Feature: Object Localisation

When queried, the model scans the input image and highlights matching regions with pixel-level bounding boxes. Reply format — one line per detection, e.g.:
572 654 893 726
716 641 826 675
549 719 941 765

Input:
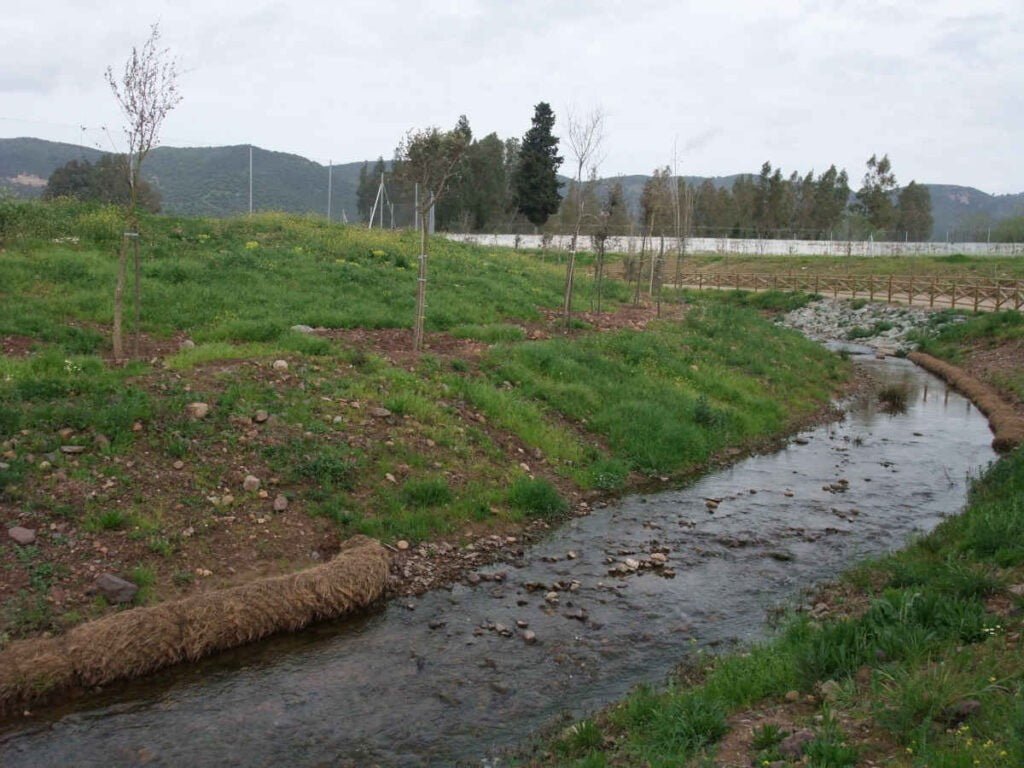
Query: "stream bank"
0 354 997 767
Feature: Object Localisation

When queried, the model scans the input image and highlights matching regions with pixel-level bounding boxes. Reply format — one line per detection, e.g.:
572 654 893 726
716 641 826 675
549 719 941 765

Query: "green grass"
914 311 1024 364
532 447 1024 767
475 302 846 477
0 200 628 354
507 478 567 518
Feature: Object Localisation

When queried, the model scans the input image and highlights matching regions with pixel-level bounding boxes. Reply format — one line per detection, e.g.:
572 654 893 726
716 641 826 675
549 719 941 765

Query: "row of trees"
355 104 565 233
357 104 934 242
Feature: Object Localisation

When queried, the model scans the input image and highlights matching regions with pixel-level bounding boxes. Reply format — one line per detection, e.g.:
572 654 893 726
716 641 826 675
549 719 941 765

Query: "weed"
878 383 910 413
84 509 130 532
400 477 453 508
507 478 567 518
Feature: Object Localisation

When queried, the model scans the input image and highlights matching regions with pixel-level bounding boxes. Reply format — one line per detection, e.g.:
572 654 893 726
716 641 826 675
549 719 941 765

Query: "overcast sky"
2 0 1022 193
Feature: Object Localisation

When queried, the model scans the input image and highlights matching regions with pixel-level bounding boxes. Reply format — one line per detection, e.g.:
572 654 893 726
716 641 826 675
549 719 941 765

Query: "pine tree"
515 102 563 227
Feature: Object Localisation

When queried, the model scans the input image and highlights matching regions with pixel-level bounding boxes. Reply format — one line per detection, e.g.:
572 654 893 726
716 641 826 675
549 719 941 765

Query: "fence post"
951 280 956 308
869 275 875 302
973 284 980 312
887 275 893 304
930 278 936 308
908 277 913 306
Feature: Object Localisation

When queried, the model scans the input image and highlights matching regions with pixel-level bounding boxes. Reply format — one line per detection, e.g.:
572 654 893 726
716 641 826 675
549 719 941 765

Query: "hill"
2 137 1022 239
0 137 364 221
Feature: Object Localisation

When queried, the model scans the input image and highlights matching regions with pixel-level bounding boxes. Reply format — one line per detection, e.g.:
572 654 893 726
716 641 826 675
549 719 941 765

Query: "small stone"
270 494 288 512
545 591 559 604
624 558 640 571
784 690 801 703
38 460 51 471
650 552 668 565
778 729 815 759
195 568 213 577
253 410 269 424
242 475 261 492
385 473 397 484
186 402 210 419
522 629 537 644
370 407 392 418
566 550 578 560
94 434 111 449
272 359 289 371
8 526 36 545
172 460 185 470
132 421 144 433
220 494 235 506
819 678 842 702
58 427 75 440
291 324 314 334
428 619 446 630
396 540 410 551
516 619 529 628
95 573 138 604
942 699 982 725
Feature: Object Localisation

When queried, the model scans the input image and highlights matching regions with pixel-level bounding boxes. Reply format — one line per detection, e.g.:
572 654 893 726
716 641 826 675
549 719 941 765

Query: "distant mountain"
926 184 1024 240
0 137 364 221
2 137 1022 239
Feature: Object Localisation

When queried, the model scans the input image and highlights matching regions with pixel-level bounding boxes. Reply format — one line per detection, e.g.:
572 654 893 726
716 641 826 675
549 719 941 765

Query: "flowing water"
0 356 998 767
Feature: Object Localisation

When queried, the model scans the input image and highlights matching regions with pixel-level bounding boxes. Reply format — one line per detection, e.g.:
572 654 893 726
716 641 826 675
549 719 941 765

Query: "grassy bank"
912 311 1024 405
1 200 845 650
683 254 1024 280
531 435 1024 764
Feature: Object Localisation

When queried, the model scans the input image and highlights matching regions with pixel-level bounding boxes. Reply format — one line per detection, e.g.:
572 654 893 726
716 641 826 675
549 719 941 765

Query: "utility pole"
248 145 253 216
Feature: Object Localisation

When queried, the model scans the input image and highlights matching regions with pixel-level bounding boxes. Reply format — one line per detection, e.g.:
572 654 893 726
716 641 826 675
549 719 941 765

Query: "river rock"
8 526 36 545
243 475 261 492
60 444 85 455
522 629 537 644
272 359 289 371
179 339 196 350
186 402 210 419
291 324 315 334
95 573 138 604
254 409 269 423
370 407 392 418
272 494 289 512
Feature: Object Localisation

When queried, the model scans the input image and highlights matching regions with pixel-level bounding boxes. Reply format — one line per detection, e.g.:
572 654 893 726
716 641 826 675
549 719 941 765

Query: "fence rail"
633 270 1024 311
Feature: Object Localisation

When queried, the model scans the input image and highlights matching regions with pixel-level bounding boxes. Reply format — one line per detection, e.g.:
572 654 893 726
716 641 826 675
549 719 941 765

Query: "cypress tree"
515 102 563 226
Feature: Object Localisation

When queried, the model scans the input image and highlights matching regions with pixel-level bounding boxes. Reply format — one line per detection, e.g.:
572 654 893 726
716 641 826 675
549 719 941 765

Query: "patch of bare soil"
1 336 34 357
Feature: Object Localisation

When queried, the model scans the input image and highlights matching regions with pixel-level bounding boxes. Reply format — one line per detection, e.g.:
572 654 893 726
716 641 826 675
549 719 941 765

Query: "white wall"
445 233 1024 257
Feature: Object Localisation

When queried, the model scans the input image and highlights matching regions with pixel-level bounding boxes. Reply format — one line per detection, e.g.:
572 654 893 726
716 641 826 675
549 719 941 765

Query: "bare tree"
105 23 181 360
395 119 472 352
562 107 604 330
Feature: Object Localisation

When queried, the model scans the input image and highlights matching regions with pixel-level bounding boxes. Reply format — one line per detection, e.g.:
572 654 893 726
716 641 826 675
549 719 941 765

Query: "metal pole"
379 173 385 230
248 146 253 215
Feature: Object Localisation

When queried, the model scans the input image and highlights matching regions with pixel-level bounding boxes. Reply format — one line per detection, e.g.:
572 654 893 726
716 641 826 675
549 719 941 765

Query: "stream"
0 355 998 767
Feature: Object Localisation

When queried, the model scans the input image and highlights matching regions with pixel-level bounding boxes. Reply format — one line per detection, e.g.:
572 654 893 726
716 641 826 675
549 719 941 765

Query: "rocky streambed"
781 298 966 353
0 354 997 767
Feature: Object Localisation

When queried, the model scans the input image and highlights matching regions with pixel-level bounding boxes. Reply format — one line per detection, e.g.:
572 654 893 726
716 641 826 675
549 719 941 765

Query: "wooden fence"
605 263 1024 312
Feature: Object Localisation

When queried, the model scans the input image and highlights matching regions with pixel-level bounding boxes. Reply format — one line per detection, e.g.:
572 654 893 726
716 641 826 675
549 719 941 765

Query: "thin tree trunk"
132 234 141 356
413 211 428 353
113 236 127 360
